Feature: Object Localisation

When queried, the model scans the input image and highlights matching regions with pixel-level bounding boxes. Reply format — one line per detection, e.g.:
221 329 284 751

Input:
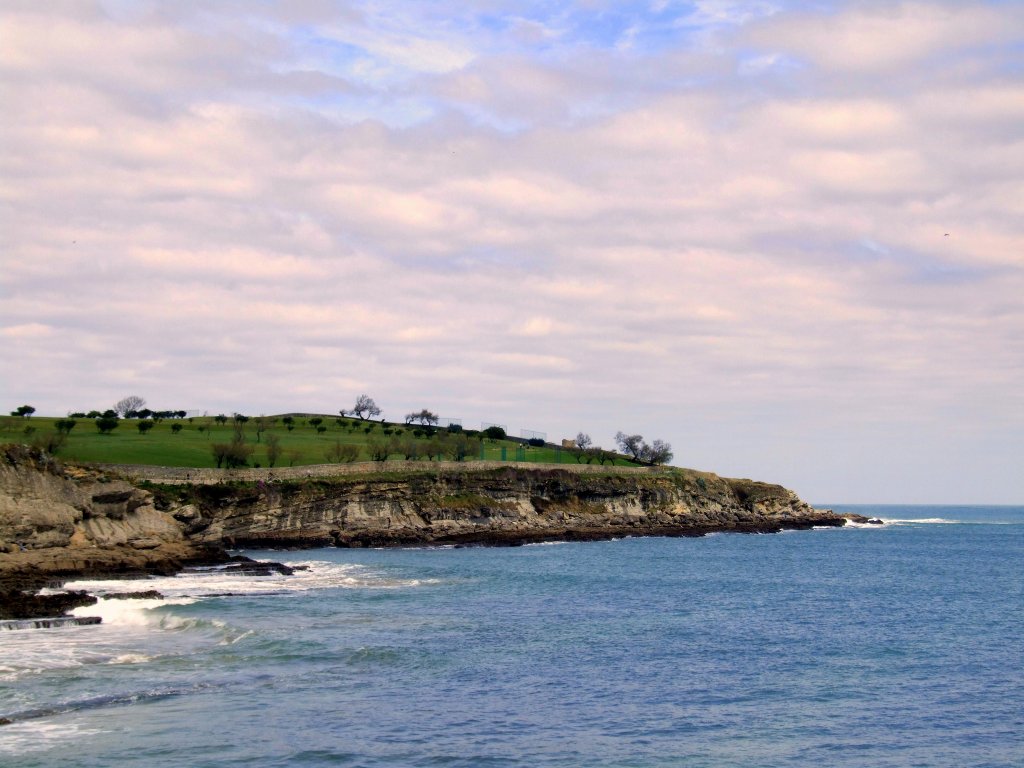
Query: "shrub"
96 417 119 434
32 431 66 454
55 419 77 434
137 420 155 435
171 423 183 434
527 437 545 447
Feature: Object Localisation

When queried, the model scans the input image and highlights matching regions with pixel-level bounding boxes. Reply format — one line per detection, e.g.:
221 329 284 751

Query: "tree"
325 439 359 463
211 429 253 468
445 433 479 462
349 394 381 421
137 420 154 435
309 417 323 429
569 432 593 463
33 430 66 454
405 409 439 426
265 433 282 467
367 438 390 462
399 435 423 461
614 432 645 461
615 431 673 466
114 396 145 418
11 405 35 418
639 439 673 466
55 419 77 434
214 414 228 425
483 425 506 440
171 423 183 434
95 416 119 434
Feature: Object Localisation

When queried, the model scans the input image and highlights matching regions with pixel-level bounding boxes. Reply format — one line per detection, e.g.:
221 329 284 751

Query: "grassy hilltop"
0 414 637 470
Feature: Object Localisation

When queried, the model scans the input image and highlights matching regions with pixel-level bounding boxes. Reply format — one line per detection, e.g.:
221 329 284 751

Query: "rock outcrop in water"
1 443 842 616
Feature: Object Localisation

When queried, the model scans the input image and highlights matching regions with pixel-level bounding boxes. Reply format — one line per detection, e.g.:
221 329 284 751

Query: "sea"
2 505 1022 768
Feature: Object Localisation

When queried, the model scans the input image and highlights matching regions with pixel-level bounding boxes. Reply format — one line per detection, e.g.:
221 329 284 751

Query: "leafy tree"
137 420 154 435
348 394 381 421
316 425 327 434
214 414 228 425
55 419 77 434
69 412 86 419
445 433 479 462
483 426 506 440
95 416 119 434
114 396 145 418
309 417 323 429
171 423 183 434
86 410 102 419
11 405 35 418
233 413 249 425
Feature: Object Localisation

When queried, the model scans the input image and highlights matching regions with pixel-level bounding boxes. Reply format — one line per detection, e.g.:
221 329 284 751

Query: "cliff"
0 445 224 597
1 444 843 607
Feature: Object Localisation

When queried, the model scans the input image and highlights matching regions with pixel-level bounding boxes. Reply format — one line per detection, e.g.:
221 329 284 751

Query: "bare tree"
615 432 645 461
349 394 381 421
640 439 673 466
265 433 282 467
114 395 145 418
405 409 439 426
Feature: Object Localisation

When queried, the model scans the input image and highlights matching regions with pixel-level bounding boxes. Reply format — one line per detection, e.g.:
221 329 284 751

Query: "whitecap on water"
877 517 960 525
57 560 435 601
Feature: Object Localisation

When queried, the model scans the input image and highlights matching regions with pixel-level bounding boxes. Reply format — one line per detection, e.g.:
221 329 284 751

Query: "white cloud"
1 0 1022 502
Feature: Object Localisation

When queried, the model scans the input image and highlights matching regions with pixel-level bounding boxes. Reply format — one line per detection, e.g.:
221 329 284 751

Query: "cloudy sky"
2 0 1022 503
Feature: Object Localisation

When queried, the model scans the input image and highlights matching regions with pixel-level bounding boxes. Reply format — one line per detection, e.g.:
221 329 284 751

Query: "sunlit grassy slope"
0 415 635 469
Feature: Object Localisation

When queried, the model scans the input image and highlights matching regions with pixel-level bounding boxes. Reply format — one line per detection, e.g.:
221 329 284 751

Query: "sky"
2 0 1022 504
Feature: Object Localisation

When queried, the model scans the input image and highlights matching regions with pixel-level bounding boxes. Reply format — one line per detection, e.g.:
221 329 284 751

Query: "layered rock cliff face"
0 446 223 592
155 464 841 548
1 444 842 591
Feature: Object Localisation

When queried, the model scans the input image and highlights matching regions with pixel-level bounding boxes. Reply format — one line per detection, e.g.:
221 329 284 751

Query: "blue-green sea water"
2 505 1022 767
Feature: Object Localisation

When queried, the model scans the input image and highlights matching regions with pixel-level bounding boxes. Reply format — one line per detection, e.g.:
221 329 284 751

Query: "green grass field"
0 415 636 469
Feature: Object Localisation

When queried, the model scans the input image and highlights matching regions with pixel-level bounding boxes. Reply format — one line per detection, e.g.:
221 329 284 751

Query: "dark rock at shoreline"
105 590 164 600
0 589 96 620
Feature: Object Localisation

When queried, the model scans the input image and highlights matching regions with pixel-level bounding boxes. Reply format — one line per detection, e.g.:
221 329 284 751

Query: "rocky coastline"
1 444 848 621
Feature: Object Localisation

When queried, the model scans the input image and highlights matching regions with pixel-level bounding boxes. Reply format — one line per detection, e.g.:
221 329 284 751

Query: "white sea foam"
878 517 960 525
57 560 433 601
